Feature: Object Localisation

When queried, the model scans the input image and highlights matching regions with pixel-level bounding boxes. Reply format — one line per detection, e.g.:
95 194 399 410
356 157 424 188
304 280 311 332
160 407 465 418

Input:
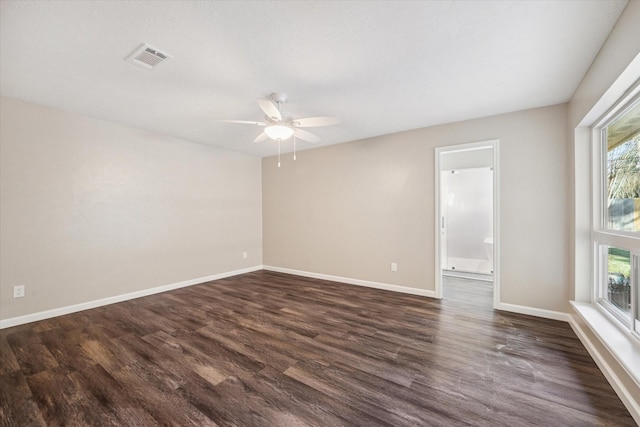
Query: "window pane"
607 247 631 316
605 100 640 232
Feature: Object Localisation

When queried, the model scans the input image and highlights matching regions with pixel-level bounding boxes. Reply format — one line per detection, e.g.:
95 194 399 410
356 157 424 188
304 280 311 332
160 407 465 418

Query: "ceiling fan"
222 92 340 144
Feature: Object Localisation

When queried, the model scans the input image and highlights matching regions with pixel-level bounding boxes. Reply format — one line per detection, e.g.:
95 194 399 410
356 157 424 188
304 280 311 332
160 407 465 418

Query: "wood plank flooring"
0 271 635 426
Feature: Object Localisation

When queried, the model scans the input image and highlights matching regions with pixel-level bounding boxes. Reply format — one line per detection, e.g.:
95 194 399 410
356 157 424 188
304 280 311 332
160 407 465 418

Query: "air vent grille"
127 44 171 70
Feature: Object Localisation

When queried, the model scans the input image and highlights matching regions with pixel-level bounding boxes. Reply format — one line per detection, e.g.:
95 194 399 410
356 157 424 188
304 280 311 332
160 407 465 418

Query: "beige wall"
0 97 262 320
263 104 569 313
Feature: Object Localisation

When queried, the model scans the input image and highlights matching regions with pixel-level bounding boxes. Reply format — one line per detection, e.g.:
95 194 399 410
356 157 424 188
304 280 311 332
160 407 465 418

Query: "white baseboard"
263 265 437 298
0 265 263 329
568 307 640 424
494 302 570 322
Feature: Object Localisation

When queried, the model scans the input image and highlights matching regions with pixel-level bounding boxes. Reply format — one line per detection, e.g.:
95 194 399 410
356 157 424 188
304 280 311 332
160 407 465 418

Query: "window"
593 96 640 336
604 104 640 233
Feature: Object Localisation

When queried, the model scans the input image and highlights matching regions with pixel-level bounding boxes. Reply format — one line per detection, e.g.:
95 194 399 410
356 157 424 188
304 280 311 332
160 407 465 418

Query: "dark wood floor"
0 271 635 426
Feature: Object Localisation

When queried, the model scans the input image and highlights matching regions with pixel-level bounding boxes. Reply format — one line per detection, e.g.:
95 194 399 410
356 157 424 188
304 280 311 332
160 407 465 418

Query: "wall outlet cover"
13 285 25 298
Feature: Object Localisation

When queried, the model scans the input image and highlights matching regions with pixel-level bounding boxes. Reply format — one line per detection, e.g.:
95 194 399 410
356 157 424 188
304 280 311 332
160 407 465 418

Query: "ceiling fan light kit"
264 123 294 140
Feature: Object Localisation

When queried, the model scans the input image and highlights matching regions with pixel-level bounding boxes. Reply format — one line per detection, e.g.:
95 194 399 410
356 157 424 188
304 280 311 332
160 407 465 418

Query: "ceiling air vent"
127 44 171 70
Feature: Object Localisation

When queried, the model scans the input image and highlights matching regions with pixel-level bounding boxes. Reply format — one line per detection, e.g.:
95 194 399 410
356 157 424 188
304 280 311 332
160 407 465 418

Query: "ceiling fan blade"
294 129 320 143
258 98 282 121
220 119 266 126
294 116 341 127
253 132 269 143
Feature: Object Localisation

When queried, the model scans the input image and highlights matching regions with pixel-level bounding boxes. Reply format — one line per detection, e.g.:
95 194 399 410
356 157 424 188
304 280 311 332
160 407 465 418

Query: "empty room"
1 1 639 426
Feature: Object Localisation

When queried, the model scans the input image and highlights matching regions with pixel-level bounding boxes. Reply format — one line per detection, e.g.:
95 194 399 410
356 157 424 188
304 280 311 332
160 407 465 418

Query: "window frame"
591 91 640 339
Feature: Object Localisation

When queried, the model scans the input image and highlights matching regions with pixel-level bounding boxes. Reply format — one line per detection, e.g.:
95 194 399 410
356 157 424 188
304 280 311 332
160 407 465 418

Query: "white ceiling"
0 1 628 157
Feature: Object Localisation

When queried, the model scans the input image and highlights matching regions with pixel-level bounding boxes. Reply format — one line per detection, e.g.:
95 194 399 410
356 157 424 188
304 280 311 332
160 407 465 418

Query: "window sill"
571 301 640 388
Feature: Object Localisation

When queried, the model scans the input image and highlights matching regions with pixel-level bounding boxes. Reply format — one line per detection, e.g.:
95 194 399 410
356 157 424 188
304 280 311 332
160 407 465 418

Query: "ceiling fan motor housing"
270 92 288 105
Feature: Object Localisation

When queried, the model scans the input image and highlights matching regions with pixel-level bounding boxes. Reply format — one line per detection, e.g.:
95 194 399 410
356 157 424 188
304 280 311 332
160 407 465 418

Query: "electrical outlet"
13 285 25 298
391 262 398 272
243 251 248 259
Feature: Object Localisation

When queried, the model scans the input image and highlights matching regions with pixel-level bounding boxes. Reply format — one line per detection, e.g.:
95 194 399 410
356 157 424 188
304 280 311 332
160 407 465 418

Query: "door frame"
434 139 500 308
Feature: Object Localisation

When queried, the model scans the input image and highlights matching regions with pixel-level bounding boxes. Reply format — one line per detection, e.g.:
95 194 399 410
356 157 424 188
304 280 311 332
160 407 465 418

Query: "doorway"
435 140 500 308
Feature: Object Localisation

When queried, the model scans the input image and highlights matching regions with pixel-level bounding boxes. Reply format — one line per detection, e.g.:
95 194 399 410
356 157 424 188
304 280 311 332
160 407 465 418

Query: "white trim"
569 302 640 424
263 265 437 298
495 302 569 322
578 52 640 128
492 142 501 309
0 266 263 329
434 139 500 306
435 149 444 299
571 301 640 387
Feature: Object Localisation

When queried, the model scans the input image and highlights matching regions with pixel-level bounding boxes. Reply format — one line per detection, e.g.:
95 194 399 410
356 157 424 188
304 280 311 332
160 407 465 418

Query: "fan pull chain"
293 135 297 161
278 140 281 168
